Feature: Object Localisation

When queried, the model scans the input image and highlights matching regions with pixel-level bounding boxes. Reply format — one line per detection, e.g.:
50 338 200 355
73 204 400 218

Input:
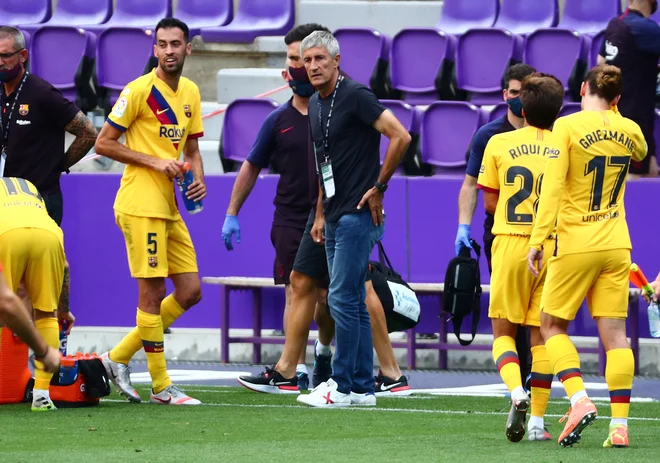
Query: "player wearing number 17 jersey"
94 18 205 406
0 177 66 411
527 65 647 448
477 74 565 444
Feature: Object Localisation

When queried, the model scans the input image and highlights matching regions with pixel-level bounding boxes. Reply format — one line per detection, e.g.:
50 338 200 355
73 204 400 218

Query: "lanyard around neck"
317 75 344 153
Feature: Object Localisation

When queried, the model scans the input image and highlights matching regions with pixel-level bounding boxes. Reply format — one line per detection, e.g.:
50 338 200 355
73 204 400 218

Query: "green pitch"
2 386 659 462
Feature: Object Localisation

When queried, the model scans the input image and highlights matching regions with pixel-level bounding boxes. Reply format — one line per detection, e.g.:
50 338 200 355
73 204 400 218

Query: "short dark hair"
504 63 537 90
520 74 565 130
585 64 622 103
155 18 190 42
284 23 331 45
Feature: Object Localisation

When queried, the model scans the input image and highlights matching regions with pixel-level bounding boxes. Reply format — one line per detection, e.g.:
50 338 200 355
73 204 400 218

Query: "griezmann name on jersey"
529 109 647 254
107 69 204 220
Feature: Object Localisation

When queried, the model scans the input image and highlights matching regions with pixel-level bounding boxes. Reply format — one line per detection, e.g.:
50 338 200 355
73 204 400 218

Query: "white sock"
569 390 588 407
315 340 331 356
296 364 308 375
610 418 627 427
528 416 544 430
511 386 527 402
33 388 50 400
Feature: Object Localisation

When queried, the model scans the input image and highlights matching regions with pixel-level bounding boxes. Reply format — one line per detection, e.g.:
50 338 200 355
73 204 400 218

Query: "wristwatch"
374 181 388 193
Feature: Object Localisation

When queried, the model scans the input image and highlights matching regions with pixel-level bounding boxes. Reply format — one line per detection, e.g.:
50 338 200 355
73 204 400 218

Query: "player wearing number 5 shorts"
528 65 647 448
94 18 205 406
477 74 565 443
0 177 66 412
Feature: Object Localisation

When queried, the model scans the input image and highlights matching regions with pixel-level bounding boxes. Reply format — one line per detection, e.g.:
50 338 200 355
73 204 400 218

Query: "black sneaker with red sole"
237 367 300 394
374 370 412 396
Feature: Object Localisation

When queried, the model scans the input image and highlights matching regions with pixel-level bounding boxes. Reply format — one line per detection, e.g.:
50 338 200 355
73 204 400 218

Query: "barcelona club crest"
18 104 29 116
184 105 191 118
148 257 158 268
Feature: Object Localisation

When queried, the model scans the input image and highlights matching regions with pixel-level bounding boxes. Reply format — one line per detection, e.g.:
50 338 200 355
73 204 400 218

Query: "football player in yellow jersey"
477 74 565 443
94 18 205 406
0 176 67 411
527 65 647 448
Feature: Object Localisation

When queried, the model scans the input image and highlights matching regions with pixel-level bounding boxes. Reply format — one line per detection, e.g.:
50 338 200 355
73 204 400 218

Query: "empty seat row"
4 0 294 43
219 98 595 175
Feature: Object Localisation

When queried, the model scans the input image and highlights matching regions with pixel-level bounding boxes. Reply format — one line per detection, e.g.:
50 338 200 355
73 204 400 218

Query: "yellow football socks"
34 317 59 390
492 336 522 394
606 348 634 422
110 295 185 364
137 308 171 394
546 334 586 401
530 345 552 418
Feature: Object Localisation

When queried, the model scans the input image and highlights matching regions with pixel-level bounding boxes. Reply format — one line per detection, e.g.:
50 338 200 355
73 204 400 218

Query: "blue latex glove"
455 224 472 255
222 215 241 251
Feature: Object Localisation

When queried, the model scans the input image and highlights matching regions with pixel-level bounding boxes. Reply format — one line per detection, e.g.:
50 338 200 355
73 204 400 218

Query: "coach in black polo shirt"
296 30 410 408
0 26 97 326
599 0 660 178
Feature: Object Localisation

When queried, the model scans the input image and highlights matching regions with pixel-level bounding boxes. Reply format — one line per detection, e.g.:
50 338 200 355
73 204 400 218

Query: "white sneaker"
100 352 141 403
350 391 377 406
296 379 351 408
150 385 202 405
31 393 57 412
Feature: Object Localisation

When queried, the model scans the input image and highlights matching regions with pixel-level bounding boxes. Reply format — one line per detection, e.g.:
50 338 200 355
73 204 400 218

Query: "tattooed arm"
57 262 75 335
63 111 98 170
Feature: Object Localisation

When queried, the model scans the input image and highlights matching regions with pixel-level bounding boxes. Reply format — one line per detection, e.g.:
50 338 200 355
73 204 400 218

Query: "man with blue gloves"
455 64 536 390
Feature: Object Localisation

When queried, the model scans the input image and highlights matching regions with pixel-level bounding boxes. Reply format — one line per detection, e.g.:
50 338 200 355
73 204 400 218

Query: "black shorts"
292 210 329 289
271 225 304 285
630 126 656 175
43 192 63 227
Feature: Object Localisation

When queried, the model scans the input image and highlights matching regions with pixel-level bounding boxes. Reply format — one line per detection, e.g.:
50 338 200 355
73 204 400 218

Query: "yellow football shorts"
0 228 65 313
115 212 198 278
541 248 631 321
489 234 556 327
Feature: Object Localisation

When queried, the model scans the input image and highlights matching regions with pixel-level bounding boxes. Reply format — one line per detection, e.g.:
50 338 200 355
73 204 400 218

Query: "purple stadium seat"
222 99 280 163
0 0 51 26
456 29 524 105
494 0 559 35
652 8 660 25
590 30 606 67
334 27 390 90
96 27 155 110
378 100 420 163
20 0 112 33
174 0 233 37
524 28 589 100
558 102 581 118
488 102 508 122
79 0 171 34
389 28 456 104
436 0 499 35
558 0 621 35
29 26 95 108
200 0 295 44
421 101 483 168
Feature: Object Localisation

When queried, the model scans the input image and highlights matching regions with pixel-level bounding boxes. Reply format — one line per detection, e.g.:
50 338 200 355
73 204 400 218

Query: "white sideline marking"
129 370 251 384
100 399 660 422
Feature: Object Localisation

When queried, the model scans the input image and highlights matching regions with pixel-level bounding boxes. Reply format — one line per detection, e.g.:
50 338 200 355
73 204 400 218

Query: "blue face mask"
0 62 22 82
288 66 315 98
507 97 524 118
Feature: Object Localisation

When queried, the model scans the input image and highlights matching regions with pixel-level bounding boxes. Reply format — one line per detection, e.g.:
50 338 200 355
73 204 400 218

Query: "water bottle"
58 356 78 385
176 161 203 214
59 321 68 356
648 301 660 338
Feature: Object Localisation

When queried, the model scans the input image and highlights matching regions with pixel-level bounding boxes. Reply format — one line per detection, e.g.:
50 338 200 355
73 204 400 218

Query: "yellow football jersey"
529 109 647 254
107 69 204 220
477 126 560 236
0 177 62 238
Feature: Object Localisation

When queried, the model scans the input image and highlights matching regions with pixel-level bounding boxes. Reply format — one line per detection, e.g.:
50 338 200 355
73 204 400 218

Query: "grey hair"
0 26 26 51
300 30 340 58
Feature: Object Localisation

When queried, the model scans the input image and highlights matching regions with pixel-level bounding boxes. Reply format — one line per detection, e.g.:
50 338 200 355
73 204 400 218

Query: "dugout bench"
202 276 643 375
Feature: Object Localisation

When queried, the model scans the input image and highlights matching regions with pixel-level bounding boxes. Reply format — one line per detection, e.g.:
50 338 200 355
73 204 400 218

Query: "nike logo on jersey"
281 126 295 134
157 108 169 114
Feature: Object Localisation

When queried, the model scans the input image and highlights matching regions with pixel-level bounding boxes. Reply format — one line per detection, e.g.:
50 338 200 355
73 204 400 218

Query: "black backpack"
369 241 421 333
443 240 482 346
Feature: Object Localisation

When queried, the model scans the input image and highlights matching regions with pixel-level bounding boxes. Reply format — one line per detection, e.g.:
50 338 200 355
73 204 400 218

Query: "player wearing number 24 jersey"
478 74 566 444
528 65 647 449
0 176 66 411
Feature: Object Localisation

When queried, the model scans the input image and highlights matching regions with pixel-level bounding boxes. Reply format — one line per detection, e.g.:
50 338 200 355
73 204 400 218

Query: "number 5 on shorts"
147 232 158 255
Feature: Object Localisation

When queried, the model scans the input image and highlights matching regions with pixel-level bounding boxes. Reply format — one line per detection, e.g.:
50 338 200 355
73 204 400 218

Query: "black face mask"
288 66 315 98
